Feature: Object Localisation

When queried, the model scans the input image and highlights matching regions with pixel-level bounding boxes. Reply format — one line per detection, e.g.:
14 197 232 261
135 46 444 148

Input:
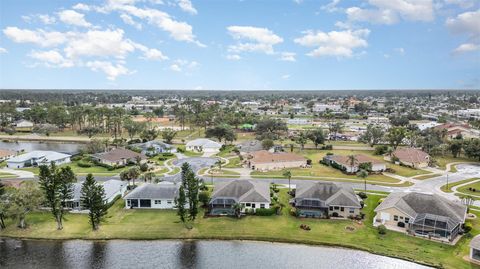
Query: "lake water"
0 141 84 154
0 239 431 269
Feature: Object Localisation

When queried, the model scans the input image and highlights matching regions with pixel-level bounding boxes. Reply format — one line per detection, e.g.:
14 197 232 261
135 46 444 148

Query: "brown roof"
0 149 16 158
330 154 385 167
94 148 147 162
392 148 429 164
250 150 306 164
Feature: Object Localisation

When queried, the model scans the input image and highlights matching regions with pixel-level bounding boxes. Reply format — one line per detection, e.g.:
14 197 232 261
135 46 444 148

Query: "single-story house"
66 179 127 210
92 148 147 166
185 138 222 153
209 180 270 215
384 148 430 168
248 150 307 171
0 149 16 161
130 140 176 156
323 154 386 173
6 150 71 168
293 182 362 218
14 119 34 130
374 192 467 242
237 140 263 156
470 235 480 263
124 182 180 209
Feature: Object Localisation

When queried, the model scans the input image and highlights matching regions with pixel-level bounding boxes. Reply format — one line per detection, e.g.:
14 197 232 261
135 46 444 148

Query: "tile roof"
93 148 146 162
124 182 179 200
249 150 306 164
211 180 270 203
392 148 429 164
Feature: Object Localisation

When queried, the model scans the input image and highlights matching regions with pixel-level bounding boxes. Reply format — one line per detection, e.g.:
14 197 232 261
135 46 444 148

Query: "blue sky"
0 0 479 90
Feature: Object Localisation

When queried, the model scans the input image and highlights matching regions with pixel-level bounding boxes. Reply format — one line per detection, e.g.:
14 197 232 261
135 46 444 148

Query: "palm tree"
347 155 357 173
283 170 292 192
232 203 245 218
357 169 369 192
215 159 222 171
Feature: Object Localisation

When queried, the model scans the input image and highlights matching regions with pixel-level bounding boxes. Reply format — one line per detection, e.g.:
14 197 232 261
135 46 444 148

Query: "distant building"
457 109 480 120
6 150 71 168
323 154 386 173
248 150 307 171
385 148 430 169
287 118 312 125
130 141 175 156
434 123 479 139
14 119 34 130
185 138 222 153
313 104 342 113
92 148 147 166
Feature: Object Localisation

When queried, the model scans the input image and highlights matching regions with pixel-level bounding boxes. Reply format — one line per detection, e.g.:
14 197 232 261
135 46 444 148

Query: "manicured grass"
167 167 180 175
224 157 242 168
0 190 477 269
0 171 17 178
154 167 169 176
414 173 442 180
456 180 480 196
19 161 127 176
440 178 479 193
435 155 477 170
216 145 237 158
207 168 240 178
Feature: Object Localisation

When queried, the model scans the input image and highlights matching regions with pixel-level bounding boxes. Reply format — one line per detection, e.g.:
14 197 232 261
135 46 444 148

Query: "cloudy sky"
0 0 479 90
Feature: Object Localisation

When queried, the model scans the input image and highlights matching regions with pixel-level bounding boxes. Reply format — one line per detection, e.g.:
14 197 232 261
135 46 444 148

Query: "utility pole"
446 172 449 190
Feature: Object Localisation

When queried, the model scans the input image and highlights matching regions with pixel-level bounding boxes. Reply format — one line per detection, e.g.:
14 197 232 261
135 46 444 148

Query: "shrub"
321 145 333 150
162 152 174 157
357 192 368 199
77 161 93 168
198 191 210 207
255 206 278 216
289 208 297 217
464 223 473 233
71 155 83 161
374 145 388 155
378 225 387 235
140 163 149 172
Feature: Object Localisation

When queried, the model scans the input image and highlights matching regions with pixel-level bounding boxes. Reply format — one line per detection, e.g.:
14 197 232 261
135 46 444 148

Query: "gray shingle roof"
124 182 179 200
375 192 467 224
211 180 270 203
93 148 146 162
471 235 480 249
295 182 361 208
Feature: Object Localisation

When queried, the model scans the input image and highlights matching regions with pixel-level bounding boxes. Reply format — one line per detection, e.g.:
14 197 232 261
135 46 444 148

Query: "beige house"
384 148 430 168
248 150 307 171
374 192 467 243
324 154 386 173
0 149 16 161
92 148 147 166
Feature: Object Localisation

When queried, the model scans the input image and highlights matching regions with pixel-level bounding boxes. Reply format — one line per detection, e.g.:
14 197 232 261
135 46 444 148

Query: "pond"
0 141 84 155
0 239 431 269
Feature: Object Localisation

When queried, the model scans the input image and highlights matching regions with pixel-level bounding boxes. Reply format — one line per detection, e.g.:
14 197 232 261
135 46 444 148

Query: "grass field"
0 171 17 178
0 190 477 269
224 157 242 168
19 161 128 176
440 178 479 193
456 180 480 196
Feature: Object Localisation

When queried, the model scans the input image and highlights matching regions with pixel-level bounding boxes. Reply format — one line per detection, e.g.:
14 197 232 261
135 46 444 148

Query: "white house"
6 150 71 168
14 119 34 129
185 138 222 153
124 182 180 209
67 179 127 210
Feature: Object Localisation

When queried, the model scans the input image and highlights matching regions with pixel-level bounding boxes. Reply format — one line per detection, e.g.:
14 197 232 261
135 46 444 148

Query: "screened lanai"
409 213 461 241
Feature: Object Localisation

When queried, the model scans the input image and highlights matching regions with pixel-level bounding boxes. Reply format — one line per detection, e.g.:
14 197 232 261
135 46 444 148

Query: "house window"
334 206 339 210
399 216 403 220
340 207 344 212
329 206 333 210
155 200 162 204
405 217 410 223
260 204 265 208
394 215 398 221
127 200 131 206
167 200 172 204
246 203 251 207
349 208 355 214
252 204 256 208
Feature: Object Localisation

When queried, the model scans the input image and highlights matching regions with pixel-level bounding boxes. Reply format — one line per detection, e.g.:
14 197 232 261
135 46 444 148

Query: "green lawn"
224 157 242 168
216 145 237 158
19 161 128 176
0 171 17 178
435 155 478 170
167 167 180 175
414 173 442 180
456 180 480 196
0 190 477 269
440 178 479 193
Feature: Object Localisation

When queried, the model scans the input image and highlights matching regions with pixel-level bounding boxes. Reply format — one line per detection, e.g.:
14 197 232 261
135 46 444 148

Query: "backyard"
0 189 476 269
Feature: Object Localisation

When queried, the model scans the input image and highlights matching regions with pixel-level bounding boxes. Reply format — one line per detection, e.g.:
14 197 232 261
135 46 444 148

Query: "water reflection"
0 141 84 154
0 239 431 269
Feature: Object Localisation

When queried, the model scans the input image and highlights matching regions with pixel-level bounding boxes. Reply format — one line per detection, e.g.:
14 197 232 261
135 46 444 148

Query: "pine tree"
175 185 187 224
81 174 107 230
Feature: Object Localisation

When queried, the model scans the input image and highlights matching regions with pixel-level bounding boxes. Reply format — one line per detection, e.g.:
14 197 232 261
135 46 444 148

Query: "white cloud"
446 9 480 54
293 0 303 4
453 43 480 54
0 47 7 54
86 60 131 80
23 14 56 25
169 59 199 72
120 13 142 29
281 74 291 79
177 0 197 15
443 0 475 9
279 52 296 62
3 27 68 47
395 47 405 55
227 26 283 55
29 50 74 68
294 28 370 58
346 0 435 25
226 54 241 60
321 0 342 13
58 10 92 27
72 3 91 11
134 43 168 60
